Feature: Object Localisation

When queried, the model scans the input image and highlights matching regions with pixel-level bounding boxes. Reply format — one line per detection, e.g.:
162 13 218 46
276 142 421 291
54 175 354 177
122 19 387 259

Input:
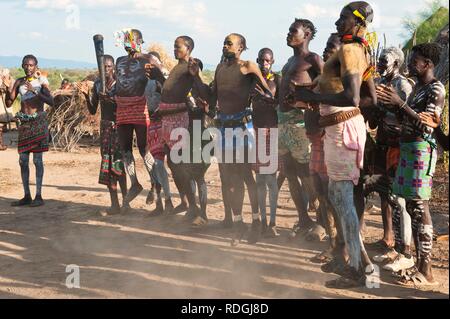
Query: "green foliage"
402 0 445 34
201 69 215 85
402 4 449 50
7 68 95 114
401 1 449 168
9 67 96 91
10 97 21 114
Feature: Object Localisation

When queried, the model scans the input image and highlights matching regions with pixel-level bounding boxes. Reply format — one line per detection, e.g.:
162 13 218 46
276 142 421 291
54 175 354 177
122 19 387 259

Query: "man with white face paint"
377 47 413 93
369 47 415 273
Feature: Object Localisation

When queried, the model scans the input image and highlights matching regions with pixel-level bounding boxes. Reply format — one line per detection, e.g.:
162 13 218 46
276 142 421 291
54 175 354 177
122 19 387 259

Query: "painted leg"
123 151 143 204
12 152 32 206
328 180 362 272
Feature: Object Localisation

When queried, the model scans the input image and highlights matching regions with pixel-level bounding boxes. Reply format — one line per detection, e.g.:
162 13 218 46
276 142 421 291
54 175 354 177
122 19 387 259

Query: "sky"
0 0 445 70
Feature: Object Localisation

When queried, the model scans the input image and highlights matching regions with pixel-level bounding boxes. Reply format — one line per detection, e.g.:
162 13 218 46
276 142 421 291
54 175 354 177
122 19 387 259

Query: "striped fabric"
402 80 445 140
17 111 49 153
147 119 165 161
115 95 149 126
159 102 189 150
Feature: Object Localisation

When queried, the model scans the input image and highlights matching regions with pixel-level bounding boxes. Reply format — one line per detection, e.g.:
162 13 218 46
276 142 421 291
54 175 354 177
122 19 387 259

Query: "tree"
402 1 449 169
402 1 449 50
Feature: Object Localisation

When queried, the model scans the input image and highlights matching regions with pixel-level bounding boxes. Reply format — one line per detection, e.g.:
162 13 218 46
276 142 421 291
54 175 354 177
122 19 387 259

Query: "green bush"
9 68 96 90
403 5 449 50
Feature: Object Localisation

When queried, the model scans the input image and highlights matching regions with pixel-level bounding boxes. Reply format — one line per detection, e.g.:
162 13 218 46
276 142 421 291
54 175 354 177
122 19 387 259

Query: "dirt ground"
0 132 448 299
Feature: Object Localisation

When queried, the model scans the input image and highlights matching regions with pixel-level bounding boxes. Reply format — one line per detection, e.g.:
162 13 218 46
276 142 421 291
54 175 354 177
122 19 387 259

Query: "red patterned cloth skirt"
115 95 149 126
159 102 189 150
16 111 49 153
147 119 165 161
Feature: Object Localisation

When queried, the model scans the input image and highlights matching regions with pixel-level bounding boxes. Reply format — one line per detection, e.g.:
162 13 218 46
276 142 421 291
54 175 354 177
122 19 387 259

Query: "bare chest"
216 64 252 93
282 58 313 82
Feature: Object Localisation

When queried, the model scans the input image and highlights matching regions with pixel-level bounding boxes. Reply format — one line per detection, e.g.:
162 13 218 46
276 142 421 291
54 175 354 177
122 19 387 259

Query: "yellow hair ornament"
129 29 134 42
365 31 378 49
353 9 365 21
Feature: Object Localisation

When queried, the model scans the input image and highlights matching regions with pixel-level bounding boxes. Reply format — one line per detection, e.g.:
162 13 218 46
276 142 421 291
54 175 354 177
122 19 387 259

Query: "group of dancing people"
1 1 447 289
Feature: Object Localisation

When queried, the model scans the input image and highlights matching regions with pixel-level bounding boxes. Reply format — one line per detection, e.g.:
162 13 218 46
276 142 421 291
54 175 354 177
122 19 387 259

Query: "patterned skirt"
16 111 49 153
159 102 189 150
98 120 124 187
147 119 165 161
115 95 149 126
393 141 437 200
278 109 311 164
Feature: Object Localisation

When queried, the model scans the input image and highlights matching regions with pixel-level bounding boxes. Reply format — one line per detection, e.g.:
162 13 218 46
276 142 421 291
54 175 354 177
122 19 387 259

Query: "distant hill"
403 6 449 51
0 56 96 69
